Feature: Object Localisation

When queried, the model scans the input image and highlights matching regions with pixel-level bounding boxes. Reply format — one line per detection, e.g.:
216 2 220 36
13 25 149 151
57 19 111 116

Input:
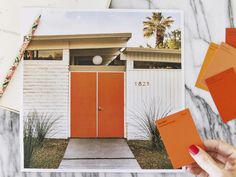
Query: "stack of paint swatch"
195 28 236 123
154 28 236 169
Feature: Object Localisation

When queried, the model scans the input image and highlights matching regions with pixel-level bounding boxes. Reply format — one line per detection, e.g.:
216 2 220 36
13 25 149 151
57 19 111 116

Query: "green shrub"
129 99 172 151
24 115 38 168
24 111 59 168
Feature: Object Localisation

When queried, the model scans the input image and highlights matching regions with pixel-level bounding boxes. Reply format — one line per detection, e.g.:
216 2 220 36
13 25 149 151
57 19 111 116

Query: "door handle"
98 106 103 111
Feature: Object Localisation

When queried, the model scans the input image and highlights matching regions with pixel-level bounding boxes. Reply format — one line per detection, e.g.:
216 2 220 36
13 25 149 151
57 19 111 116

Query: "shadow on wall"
128 98 173 149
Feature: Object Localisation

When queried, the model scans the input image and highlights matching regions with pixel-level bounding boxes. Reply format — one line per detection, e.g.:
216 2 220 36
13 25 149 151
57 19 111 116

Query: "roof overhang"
31 33 132 41
27 33 132 50
121 47 181 63
123 47 181 54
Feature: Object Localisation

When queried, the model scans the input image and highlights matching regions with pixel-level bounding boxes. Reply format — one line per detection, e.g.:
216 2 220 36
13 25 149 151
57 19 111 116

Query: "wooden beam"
69 65 125 71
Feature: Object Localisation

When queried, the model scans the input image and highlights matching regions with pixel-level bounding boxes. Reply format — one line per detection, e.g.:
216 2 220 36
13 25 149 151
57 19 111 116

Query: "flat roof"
124 47 181 54
31 33 132 41
27 33 132 54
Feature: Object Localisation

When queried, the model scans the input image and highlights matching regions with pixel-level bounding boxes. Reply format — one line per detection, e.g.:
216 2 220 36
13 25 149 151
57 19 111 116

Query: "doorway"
70 72 124 138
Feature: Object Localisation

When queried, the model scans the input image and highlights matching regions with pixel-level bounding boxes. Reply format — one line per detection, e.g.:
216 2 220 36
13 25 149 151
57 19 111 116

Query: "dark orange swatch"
226 28 236 48
156 109 204 169
206 68 236 123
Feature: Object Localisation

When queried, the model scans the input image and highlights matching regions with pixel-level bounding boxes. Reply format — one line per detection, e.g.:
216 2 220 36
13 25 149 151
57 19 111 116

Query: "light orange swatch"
226 28 236 48
156 109 204 169
195 43 219 91
206 68 236 123
202 42 236 83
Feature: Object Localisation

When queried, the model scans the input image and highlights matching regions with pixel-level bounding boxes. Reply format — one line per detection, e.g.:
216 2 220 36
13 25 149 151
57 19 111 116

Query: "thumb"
188 145 222 176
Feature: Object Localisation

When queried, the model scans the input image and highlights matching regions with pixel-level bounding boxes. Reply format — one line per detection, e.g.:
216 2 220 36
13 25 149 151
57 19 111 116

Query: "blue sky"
22 9 182 47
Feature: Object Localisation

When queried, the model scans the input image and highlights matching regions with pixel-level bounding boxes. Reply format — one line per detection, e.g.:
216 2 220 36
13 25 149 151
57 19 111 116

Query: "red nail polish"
189 145 199 155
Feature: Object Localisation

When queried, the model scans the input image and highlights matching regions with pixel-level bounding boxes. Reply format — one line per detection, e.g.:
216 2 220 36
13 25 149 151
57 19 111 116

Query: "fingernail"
189 145 199 155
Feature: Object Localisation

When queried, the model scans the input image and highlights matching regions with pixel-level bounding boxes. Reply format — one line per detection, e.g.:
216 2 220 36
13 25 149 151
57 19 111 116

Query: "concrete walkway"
59 139 141 169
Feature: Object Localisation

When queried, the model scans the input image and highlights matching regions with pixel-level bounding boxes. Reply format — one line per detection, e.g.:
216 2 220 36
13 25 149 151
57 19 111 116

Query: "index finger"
204 140 236 158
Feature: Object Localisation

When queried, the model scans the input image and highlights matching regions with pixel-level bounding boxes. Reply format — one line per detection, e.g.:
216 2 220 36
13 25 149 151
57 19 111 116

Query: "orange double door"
71 72 124 138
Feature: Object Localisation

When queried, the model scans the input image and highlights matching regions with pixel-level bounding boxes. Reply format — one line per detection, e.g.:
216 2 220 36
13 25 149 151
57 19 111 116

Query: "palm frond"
143 30 154 38
142 12 175 48
151 12 162 22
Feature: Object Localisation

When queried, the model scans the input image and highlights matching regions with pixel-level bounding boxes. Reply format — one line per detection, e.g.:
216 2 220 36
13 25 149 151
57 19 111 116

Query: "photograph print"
22 8 184 172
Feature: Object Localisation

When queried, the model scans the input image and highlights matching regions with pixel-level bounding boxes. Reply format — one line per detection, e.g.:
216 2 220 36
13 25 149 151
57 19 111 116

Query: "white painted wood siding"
23 50 69 139
126 69 183 140
121 51 181 63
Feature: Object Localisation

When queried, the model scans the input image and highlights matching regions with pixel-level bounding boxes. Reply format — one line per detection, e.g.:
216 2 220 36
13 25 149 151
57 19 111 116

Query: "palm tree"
170 29 181 42
166 29 181 49
143 12 174 48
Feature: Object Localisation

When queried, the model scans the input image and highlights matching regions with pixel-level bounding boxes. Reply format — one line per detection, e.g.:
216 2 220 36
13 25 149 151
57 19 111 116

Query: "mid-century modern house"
23 33 183 140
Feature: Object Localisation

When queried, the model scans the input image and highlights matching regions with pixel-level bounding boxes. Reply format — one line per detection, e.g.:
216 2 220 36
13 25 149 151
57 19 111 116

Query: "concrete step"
59 159 141 169
63 139 135 159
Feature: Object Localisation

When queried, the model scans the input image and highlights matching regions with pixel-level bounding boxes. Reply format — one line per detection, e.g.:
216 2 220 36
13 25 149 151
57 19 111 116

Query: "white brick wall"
23 50 69 139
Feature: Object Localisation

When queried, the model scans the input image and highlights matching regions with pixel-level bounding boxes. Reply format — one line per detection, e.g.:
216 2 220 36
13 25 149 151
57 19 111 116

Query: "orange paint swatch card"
156 109 204 169
226 28 236 48
206 68 236 123
195 42 219 91
202 42 236 82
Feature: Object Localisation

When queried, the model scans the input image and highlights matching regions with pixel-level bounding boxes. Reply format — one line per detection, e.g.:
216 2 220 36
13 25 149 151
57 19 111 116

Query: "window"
70 55 126 66
24 50 63 60
108 56 126 66
71 56 93 65
133 61 181 69
69 49 126 66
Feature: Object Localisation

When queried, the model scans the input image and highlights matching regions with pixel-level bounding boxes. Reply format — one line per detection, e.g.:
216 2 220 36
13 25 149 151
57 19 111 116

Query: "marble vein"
190 0 211 43
0 28 20 36
227 0 235 27
185 85 234 145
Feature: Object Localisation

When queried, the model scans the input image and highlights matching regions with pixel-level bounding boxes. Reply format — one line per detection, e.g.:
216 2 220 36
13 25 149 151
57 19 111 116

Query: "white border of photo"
20 8 185 173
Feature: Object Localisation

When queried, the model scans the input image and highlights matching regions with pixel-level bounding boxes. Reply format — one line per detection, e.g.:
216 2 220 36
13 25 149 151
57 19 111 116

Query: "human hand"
186 140 236 177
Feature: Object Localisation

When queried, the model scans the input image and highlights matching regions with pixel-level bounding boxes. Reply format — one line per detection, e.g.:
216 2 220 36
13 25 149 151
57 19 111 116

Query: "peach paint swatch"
202 42 236 83
226 28 236 48
195 43 219 91
206 68 236 123
156 109 204 169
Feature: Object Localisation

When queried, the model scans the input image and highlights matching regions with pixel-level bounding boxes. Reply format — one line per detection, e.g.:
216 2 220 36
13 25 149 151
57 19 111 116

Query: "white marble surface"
1 0 236 177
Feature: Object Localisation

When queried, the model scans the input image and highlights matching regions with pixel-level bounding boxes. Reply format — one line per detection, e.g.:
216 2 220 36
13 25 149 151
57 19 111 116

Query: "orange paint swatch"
195 43 219 91
226 28 236 48
156 109 204 169
202 42 236 82
206 68 236 123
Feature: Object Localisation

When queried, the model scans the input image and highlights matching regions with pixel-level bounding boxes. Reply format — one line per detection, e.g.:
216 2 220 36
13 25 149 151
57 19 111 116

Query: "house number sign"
135 81 150 87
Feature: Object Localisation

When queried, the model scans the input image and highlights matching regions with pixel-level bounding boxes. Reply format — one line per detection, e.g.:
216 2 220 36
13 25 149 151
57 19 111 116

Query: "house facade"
23 33 183 139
